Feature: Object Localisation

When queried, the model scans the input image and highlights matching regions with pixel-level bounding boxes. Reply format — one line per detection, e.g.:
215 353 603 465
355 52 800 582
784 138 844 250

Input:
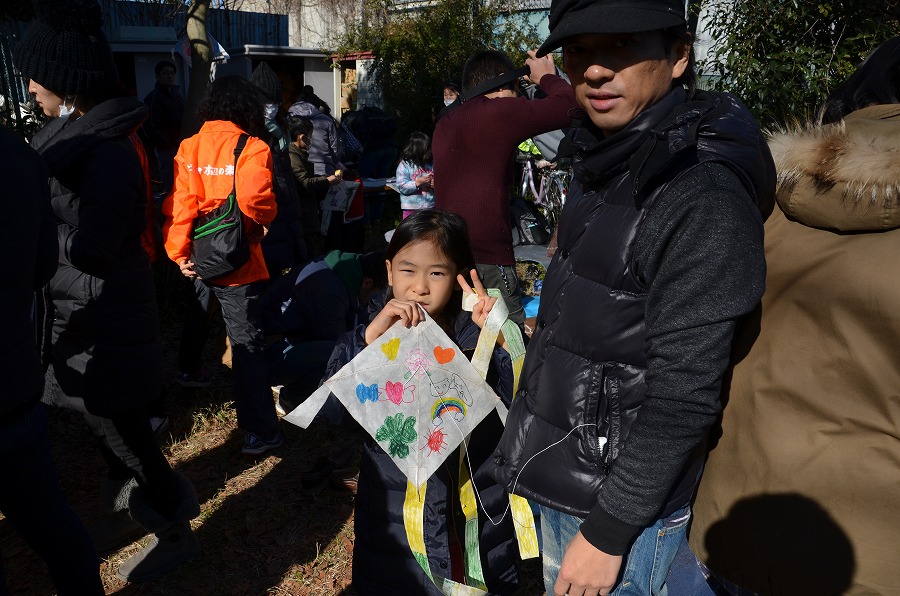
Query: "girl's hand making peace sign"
457 269 498 330
457 269 509 353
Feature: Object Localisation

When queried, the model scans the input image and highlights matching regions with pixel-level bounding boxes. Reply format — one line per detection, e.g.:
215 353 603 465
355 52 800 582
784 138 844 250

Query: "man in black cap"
488 1 776 595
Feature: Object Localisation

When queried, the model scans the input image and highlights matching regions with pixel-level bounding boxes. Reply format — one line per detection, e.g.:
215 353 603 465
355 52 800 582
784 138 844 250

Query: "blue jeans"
541 504 691 596
665 535 753 596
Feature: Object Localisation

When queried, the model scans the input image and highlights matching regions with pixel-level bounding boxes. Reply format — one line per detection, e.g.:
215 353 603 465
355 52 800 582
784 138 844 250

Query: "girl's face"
28 79 65 117
387 240 458 317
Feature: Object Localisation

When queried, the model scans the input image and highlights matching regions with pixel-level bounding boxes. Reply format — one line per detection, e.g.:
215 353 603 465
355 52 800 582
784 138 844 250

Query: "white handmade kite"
284 311 503 488
285 293 538 595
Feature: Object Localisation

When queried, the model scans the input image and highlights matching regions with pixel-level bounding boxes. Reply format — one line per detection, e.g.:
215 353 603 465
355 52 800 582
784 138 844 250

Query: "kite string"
417 324 598 528
441 404 598 527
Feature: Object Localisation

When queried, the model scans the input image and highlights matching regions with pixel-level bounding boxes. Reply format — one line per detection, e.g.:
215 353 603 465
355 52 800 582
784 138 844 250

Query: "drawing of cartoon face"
429 373 473 406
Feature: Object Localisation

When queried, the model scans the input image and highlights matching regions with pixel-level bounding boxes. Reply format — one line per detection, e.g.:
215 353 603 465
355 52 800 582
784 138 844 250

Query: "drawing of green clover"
375 413 418 459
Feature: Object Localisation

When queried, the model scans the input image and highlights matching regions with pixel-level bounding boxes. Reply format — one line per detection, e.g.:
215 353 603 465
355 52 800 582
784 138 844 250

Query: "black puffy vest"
490 89 770 518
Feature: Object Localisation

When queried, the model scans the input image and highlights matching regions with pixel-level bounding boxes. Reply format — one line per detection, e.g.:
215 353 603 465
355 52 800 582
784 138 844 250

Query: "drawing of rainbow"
432 397 466 424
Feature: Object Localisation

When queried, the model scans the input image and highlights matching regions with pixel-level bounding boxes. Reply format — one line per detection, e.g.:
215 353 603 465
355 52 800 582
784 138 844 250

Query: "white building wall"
304 56 339 114
227 0 351 49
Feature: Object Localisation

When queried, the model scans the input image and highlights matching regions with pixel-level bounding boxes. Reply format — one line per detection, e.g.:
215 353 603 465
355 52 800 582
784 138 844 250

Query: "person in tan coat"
688 36 900 596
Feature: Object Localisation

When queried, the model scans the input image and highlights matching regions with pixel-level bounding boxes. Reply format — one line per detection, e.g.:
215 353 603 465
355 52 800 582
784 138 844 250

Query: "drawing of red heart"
385 381 405 404
434 346 455 364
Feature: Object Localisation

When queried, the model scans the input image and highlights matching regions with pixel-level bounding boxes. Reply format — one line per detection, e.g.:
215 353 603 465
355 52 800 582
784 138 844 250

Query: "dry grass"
1 378 364 596
0 224 544 595
0 371 542 595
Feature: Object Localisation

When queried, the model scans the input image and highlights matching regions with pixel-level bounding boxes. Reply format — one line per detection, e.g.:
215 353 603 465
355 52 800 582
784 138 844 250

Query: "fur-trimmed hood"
768 104 900 231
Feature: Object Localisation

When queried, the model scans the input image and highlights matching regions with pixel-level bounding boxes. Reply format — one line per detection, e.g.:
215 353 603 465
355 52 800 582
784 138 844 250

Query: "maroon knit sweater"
433 74 578 265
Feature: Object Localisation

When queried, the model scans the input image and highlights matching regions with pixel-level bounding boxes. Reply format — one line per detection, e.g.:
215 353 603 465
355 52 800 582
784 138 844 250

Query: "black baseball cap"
537 0 687 57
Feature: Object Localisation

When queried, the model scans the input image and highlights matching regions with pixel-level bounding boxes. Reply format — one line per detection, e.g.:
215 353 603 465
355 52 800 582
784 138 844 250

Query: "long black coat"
32 98 163 417
0 125 57 421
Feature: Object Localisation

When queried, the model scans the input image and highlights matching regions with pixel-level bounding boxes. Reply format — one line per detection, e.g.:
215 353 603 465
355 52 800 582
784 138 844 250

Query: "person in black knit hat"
15 0 201 584
250 60 283 104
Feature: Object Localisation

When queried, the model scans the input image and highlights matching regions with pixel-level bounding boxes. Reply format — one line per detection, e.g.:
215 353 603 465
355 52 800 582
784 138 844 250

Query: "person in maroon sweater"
433 49 578 323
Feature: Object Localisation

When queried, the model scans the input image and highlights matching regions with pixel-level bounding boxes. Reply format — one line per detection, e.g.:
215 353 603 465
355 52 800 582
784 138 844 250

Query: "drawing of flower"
405 349 430 379
375 413 418 459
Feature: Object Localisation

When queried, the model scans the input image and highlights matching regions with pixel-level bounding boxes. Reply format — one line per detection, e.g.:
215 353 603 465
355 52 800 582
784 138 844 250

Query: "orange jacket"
163 120 277 286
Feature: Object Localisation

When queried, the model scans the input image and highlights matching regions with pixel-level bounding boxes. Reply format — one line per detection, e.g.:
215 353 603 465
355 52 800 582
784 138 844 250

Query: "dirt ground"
0 242 545 595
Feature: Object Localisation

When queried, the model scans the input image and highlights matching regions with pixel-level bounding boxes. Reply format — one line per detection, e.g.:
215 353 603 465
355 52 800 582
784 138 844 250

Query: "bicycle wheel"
519 160 536 200
543 175 566 228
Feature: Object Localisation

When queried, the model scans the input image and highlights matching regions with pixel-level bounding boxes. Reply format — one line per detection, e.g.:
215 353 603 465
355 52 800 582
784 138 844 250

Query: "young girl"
395 132 435 219
323 210 520 594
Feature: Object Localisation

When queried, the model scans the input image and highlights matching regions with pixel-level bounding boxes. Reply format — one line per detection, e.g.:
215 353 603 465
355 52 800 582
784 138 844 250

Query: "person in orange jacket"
162 75 282 455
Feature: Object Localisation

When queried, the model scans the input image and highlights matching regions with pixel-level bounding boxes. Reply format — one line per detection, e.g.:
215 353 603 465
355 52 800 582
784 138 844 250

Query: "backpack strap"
230 133 249 198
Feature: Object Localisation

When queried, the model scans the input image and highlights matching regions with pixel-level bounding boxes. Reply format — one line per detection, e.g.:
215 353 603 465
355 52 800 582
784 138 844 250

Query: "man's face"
563 31 689 135
157 66 177 86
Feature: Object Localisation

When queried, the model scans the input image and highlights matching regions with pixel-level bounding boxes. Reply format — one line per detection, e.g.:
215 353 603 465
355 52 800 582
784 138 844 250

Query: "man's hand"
525 49 557 86
553 531 623 596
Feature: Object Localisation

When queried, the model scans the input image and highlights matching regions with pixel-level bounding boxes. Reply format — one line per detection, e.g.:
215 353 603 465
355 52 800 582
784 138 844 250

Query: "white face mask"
58 96 76 118
264 103 278 120
443 98 455 107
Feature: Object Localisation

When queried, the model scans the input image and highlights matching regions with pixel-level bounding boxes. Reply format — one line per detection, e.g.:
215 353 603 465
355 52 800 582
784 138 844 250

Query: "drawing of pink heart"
385 381 405 404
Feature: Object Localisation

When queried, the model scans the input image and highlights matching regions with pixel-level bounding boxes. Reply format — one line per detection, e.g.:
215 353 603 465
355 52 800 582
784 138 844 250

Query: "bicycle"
516 150 571 256
517 151 570 230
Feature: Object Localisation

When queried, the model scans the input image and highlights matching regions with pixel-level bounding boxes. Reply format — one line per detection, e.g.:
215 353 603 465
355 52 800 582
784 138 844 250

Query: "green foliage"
699 0 900 128
336 0 540 138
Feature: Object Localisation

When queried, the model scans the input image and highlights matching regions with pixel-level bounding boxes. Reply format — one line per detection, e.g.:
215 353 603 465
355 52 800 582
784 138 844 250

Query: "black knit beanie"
250 61 282 103
14 0 117 97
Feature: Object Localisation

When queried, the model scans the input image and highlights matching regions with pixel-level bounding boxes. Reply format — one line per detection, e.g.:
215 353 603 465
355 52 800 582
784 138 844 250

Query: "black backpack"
191 134 251 281
510 196 552 246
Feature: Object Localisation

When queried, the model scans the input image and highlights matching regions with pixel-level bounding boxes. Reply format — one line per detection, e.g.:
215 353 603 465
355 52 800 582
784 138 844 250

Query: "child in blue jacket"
395 132 435 218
